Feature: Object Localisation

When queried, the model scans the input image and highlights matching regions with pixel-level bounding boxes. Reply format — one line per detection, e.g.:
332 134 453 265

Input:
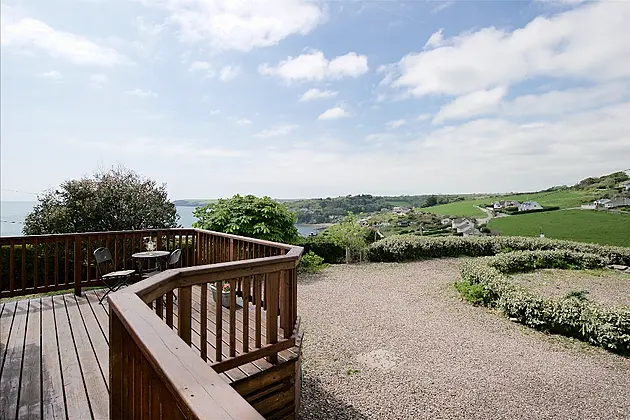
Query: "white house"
518 201 543 212
623 183 630 192
392 207 412 216
493 200 520 209
604 197 630 208
594 199 611 208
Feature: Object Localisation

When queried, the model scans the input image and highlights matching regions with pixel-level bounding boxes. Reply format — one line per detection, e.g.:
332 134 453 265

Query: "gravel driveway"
297 260 630 420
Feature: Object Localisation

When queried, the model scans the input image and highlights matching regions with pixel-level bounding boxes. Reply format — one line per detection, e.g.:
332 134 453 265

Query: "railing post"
229 238 234 262
178 286 192 345
157 230 162 250
196 231 201 266
74 236 82 296
266 271 279 364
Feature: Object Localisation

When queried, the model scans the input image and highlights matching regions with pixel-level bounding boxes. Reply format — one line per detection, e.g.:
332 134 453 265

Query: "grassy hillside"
422 189 599 218
488 210 630 247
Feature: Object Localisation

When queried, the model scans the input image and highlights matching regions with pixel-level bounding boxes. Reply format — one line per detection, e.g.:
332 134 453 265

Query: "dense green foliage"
193 194 298 243
23 166 178 235
296 236 346 264
297 251 328 274
367 235 630 264
283 194 469 223
459 251 630 354
488 210 630 247
573 171 629 190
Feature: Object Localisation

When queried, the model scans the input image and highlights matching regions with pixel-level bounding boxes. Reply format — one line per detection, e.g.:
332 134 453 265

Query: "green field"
488 210 630 247
422 190 599 218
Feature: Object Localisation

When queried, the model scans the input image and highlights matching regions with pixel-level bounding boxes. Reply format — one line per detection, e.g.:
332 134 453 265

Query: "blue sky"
1 0 629 200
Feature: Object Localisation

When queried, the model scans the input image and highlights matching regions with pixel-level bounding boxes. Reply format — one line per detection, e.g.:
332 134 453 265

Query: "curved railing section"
108 229 302 419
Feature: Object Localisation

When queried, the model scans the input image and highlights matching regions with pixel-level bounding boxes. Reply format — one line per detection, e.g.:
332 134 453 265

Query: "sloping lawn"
422 190 598 218
488 210 630 247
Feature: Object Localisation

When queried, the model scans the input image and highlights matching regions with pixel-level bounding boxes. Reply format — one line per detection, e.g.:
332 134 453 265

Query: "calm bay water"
0 202 316 237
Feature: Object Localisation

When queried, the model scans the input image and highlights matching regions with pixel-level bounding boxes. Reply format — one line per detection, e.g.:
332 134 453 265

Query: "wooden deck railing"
1 228 303 418
108 231 302 419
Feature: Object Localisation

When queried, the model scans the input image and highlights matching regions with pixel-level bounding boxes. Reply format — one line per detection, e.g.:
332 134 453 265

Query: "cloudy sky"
1 0 629 200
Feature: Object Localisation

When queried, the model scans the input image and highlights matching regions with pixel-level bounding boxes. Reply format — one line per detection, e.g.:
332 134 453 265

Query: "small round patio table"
132 251 170 278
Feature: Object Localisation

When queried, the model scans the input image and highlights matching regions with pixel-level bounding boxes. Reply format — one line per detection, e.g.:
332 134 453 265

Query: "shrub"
459 251 630 355
296 236 346 264
367 235 630 265
297 251 328 274
454 280 489 306
193 195 298 244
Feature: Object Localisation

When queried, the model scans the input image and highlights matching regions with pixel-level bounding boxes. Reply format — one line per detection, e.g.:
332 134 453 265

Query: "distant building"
603 197 630 208
623 183 630 192
452 219 475 233
594 199 612 208
440 218 452 226
392 207 411 216
518 201 543 212
493 200 520 210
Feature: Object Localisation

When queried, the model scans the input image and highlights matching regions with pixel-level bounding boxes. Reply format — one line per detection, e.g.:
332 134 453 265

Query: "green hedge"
296 236 346 264
459 250 629 355
502 206 560 215
367 235 630 265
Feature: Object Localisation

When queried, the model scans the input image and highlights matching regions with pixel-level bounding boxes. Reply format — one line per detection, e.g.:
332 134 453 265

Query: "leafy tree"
193 194 298 243
424 195 438 207
319 213 368 262
24 166 179 235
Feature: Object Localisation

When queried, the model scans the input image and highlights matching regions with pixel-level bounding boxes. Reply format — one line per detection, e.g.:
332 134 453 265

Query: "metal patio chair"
94 247 135 304
162 249 182 306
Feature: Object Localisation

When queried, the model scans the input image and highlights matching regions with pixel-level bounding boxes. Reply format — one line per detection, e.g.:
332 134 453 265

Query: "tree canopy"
24 166 179 235
192 194 298 244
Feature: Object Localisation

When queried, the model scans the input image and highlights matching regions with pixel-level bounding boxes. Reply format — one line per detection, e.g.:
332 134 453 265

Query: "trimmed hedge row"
459 250 629 355
500 206 560 215
295 236 346 264
367 235 630 265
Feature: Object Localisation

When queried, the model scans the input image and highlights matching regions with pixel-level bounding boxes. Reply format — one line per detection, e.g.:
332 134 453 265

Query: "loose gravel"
297 260 630 420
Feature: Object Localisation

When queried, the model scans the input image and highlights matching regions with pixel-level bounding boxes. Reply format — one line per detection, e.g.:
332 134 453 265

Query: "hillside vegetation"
488 210 630 247
422 171 629 218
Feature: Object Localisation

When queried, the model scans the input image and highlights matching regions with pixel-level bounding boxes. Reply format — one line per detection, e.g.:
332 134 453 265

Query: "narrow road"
475 205 493 224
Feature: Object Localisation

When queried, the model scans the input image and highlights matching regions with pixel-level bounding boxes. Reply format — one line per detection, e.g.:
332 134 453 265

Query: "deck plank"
0 299 28 419
40 296 66 419
0 300 17 375
75 294 110 390
18 298 42 419
64 294 109 418
84 290 110 344
52 295 92 419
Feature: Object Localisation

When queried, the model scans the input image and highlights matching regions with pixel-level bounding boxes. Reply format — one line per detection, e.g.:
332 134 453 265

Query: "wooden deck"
0 288 298 420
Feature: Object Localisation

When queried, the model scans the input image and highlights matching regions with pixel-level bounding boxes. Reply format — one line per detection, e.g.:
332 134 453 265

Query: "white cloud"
424 29 444 49
387 2 630 97
37 70 61 80
89 73 108 88
501 83 630 117
234 118 252 125
143 0 324 52
433 87 507 123
210 109 220 116
125 88 158 98
417 113 432 121
365 133 396 142
1 10 126 66
134 16 165 37
189 60 214 77
260 50 368 82
254 124 298 138
299 88 338 101
386 119 407 129
219 65 240 82
318 107 350 120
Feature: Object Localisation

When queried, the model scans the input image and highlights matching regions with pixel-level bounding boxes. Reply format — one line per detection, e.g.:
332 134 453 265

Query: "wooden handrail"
102 228 302 419
109 292 264 419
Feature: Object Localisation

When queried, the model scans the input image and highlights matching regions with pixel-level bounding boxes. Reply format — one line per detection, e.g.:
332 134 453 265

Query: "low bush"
459 250 630 355
296 236 346 264
297 251 329 274
367 235 630 265
454 280 489 306
505 206 561 215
